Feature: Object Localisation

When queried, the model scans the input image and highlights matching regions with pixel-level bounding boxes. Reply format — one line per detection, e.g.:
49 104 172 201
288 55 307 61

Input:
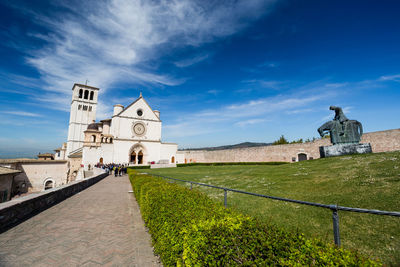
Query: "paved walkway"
0 175 161 267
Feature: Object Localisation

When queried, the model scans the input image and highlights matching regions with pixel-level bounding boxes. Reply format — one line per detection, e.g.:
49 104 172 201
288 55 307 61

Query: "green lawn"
143 151 400 264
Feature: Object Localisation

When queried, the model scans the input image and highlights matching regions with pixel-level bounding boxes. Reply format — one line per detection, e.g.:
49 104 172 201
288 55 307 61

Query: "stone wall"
182 129 400 163
0 172 107 233
0 160 68 195
16 161 68 192
68 156 83 181
360 129 400 153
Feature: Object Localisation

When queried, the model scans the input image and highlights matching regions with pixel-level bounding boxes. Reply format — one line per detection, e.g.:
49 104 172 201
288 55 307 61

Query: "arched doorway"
44 179 54 190
130 152 136 163
138 151 144 164
171 156 175 163
129 144 146 165
99 157 103 164
298 153 307 161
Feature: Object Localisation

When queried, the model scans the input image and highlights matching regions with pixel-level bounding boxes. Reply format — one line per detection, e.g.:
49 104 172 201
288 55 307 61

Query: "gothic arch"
84 90 89 99
129 144 147 164
90 91 94 100
79 89 83 98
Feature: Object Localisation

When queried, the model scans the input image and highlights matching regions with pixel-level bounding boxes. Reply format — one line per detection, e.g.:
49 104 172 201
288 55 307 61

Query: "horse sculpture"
318 106 363 145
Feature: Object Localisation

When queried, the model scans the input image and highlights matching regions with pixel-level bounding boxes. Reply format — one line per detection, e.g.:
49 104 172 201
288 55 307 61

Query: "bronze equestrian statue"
318 106 363 145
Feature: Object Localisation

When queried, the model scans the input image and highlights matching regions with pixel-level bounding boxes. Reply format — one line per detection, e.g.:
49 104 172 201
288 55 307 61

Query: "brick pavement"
0 174 161 267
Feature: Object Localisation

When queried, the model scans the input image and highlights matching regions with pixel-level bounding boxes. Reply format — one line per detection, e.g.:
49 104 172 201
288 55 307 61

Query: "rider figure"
330 106 348 136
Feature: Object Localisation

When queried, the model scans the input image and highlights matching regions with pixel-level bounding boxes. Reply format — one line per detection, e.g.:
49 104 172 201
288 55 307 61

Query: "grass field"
143 151 400 264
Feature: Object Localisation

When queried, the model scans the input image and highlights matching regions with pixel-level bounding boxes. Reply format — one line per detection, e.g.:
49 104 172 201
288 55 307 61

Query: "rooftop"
38 153 54 157
0 166 21 175
0 159 67 164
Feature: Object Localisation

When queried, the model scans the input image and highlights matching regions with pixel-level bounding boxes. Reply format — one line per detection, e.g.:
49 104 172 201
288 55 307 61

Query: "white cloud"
174 54 209 68
163 120 218 138
207 89 221 95
379 74 400 82
241 79 283 90
258 61 278 68
224 94 326 118
11 0 277 111
235 118 267 127
285 108 312 114
3 111 42 117
163 88 332 138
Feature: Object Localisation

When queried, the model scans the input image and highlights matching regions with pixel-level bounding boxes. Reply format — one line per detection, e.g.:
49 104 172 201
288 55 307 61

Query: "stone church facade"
60 83 180 174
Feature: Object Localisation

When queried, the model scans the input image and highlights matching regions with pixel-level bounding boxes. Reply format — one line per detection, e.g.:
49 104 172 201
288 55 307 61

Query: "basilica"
56 83 181 178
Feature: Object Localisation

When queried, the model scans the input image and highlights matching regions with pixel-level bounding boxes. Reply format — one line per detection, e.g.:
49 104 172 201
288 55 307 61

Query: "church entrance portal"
138 151 143 164
129 144 145 165
130 152 136 163
99 157 103 164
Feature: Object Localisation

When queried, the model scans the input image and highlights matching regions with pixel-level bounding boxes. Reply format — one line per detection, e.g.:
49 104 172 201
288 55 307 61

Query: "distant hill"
179 142 272 151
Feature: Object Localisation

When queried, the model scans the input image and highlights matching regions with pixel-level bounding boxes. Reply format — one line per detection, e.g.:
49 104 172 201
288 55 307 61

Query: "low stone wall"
150 163 177 169
182 129 400 163
0 172 107 233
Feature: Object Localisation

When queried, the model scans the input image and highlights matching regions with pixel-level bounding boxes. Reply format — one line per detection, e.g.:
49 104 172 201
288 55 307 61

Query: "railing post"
331 205 341 246
224 189 227 207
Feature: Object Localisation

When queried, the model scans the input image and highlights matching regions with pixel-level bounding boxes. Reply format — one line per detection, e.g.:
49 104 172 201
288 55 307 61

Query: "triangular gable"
115 96 160 121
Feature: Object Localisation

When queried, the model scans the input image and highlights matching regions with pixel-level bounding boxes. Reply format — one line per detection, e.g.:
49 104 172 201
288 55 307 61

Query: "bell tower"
66 83 99 156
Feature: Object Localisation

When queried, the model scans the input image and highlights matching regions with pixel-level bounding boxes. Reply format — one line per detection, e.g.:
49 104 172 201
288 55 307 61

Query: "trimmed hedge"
177 162 288 167
127 165 151 170
128 170 380 266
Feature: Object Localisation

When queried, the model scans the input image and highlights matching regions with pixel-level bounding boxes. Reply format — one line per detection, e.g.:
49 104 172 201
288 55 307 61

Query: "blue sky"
0 0 399 158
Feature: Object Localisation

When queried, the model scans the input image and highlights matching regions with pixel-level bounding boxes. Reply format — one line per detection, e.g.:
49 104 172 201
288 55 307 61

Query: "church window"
79 89 83 98
78 105 82 110
84 90 89 99
90 91 94 100
83 105 88 111
137 109 143 116
91 135 96 142
89 106 92 111
109 138 113 143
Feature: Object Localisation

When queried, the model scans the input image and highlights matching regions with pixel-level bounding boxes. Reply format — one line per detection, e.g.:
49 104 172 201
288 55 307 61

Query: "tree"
273 135 289 145
290 138 303 144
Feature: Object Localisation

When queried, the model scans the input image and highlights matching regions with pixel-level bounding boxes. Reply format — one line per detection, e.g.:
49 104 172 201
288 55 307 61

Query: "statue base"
319 143 372 158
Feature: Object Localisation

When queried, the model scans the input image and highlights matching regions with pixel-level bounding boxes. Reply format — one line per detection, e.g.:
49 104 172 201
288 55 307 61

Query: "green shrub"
177 162 288 167
127 165 151 170
129 171 380 266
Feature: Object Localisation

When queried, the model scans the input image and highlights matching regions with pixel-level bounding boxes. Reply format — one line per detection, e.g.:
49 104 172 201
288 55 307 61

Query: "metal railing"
147 173 400 246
